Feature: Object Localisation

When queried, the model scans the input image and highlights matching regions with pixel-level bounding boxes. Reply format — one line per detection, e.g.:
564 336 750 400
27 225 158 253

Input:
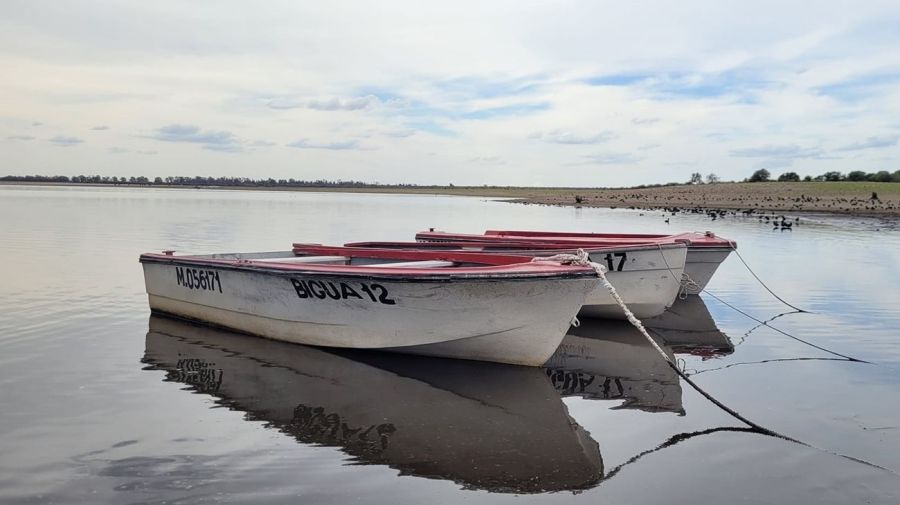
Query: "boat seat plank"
366 260 457 268
258 255 350 264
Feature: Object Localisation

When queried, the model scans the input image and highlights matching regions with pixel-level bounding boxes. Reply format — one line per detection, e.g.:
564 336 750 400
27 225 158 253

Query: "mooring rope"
535 250 788 437
654 243 698 299
726 242 809 313
702 290 868 363
653 244 867 363
537 249 896 475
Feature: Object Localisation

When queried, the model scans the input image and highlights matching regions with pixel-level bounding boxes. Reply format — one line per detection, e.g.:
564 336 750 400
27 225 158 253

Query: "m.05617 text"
176 267 222 293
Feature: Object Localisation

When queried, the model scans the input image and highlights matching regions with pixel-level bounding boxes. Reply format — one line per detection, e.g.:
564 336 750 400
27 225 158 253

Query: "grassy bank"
4 180 900 216
508 181 900 216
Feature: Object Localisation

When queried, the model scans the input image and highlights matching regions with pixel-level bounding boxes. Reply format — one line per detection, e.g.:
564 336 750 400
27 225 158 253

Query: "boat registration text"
290 278 396 305
176 267 223 293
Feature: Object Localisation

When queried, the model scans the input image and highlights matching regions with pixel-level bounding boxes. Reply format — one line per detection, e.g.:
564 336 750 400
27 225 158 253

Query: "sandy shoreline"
4 180 900 218
507 182 900 218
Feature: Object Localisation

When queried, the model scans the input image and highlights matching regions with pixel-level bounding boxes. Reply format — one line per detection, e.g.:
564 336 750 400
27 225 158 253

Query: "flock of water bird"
636 206 800 230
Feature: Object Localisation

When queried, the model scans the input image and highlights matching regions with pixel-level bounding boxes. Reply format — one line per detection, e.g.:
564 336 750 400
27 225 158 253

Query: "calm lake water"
2 185 900 504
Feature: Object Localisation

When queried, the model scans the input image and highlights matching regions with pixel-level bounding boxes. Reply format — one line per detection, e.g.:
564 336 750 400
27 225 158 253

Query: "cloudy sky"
2 1 900 186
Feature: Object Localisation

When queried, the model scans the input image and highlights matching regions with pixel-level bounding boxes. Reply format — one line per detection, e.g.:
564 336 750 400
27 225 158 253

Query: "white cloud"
582 152 644 165
529 130 614 145
267 95 380 111
468 156 505 164
287 138 373 151
2 1 900 185
835 135 900 151
729 144 826 159
47 135 83 146
148 124 240 152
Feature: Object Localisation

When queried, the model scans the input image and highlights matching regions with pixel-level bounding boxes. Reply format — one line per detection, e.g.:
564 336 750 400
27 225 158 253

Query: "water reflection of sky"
1 185 900 503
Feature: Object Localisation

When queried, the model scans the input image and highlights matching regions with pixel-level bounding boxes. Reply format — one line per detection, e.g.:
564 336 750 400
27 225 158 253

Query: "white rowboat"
414 229 736 294
337 242 689 319
140 246 598 366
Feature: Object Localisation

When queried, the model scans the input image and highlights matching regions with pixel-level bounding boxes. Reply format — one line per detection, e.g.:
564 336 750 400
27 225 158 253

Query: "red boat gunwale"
486 229 736 249
141 245 598 280
416 230 737 249
343 239 688 254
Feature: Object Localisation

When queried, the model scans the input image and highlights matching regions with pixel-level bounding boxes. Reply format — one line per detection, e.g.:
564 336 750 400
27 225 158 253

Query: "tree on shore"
747 168 900 183
777 172 800 182
706 173 720 184
689 172 703 184
868 171 892 182
748 169 771 182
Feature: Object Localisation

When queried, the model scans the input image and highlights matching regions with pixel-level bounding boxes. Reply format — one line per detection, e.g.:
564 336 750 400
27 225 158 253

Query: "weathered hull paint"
336 243 689 320
142 262 596 366
410 230 734 297
581 245 687 319
683 247 733 294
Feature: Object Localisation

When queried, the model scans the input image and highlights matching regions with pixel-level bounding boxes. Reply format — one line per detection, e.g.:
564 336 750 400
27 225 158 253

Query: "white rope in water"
653 244 865 362
725 240 808 313
654 243 702 299
538 249 895 473
535 249 782 434
536 249 673 361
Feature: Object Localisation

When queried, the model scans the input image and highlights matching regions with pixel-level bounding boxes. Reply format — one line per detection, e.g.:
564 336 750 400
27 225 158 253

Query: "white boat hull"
411 231 732 297
683 247 732 294
142 261 595 366
580 245 687 319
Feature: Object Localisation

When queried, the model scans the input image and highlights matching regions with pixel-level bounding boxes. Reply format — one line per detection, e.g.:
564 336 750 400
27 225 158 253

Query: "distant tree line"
5 171 900 190
0 174 392 188
747 169 900 183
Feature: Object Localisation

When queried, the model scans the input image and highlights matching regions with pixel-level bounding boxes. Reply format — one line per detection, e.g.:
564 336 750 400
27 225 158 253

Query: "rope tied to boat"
535 249 671 360
538 249 891 473
694 231 809 313
653 244 865 363
534 249 789 437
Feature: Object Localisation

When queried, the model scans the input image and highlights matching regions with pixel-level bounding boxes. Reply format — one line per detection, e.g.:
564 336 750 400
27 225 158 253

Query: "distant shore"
3 180 899 217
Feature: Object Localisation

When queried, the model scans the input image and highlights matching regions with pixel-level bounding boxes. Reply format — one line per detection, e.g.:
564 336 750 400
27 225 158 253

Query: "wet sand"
505 182 900 217
4 181 900 217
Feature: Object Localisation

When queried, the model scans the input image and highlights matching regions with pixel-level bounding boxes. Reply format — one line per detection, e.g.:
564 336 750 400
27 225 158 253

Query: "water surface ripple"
2 185 900 504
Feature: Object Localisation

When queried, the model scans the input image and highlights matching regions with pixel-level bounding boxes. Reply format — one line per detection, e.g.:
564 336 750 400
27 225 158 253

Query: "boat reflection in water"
142 296 731 494
644 295 735 355
143 316 603 494
545 296 733 414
